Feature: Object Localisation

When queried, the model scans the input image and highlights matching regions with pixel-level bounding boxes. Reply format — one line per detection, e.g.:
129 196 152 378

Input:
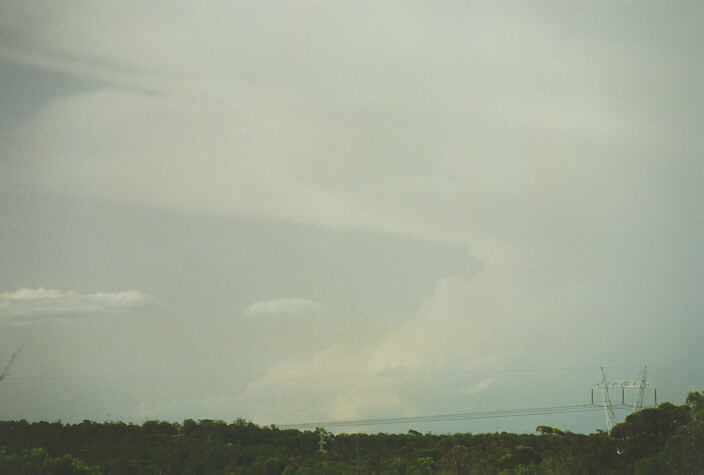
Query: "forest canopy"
0 391 702 474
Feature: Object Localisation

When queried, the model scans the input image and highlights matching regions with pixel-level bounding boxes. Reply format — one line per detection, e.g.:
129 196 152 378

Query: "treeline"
1 391 703 474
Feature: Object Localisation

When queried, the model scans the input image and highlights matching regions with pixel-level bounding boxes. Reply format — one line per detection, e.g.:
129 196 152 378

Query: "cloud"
4 2 698 251
237 269 613 427
238 276 517 425
0 288 158 321
244 298 326 317
458 379 495 396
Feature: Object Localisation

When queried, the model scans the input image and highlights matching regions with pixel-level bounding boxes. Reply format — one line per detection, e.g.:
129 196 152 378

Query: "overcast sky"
1 1 702 434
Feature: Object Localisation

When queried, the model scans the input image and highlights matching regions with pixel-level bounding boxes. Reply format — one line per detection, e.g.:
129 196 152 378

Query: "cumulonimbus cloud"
238 276 513 425
244 298 327 316
0 287 158 321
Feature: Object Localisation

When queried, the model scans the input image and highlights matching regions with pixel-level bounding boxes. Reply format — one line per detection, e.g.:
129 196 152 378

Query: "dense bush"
1 391 702 473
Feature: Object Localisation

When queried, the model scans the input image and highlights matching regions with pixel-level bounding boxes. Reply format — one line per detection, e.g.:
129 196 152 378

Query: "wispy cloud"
244 298 326 317
0 288 158 321
458 379 495 396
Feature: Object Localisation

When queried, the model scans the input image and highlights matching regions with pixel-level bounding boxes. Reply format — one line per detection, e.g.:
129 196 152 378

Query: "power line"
2 365 614 385
278 404 637 430
0 347 22 382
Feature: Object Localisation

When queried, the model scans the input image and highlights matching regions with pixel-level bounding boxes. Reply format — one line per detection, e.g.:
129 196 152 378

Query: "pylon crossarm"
594 381 655 389
594 366 655 433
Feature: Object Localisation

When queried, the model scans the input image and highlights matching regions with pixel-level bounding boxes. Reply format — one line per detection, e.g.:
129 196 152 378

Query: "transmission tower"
592 366 656 432
316 427 329 454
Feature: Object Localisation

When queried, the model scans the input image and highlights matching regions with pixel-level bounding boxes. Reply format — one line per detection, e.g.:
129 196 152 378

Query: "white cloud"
2 288 63 300
244 298 326 316
0 288 158 321
458 379 495 396
238 276 517 425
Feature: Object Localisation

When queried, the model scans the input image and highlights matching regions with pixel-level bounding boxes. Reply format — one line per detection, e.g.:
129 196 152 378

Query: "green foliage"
535 425 563 437
0 391 703 474
0 446 100 474
611 401 692 467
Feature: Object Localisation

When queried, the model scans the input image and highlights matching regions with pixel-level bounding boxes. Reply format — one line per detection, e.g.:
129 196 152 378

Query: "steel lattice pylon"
592 366 656 432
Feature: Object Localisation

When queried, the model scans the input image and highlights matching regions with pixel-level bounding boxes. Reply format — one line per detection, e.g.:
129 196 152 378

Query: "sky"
0 1 702 434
